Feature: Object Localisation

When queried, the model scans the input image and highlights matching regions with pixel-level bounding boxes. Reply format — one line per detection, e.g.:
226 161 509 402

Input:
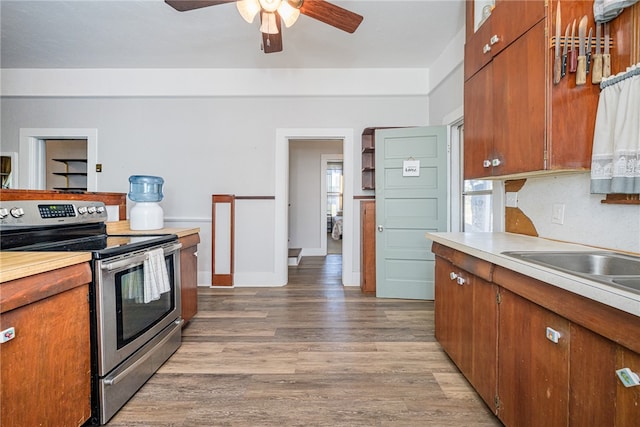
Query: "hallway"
107 255 500 426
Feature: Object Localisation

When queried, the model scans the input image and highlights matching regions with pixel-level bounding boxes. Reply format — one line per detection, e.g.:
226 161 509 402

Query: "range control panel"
0 200 108 227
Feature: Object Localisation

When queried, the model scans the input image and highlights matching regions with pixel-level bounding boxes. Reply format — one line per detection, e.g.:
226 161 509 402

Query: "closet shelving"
52 158 88 192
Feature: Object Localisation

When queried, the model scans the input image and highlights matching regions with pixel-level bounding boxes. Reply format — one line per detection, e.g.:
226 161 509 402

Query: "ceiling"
0 0 465 70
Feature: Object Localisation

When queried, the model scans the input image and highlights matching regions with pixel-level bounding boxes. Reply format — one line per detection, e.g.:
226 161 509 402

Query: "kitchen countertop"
106 220 200 238
0 252 92 283
0 222 200 284
426 232 640 318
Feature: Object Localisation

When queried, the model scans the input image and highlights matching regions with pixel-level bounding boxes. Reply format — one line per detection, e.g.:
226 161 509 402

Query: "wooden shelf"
361 128 376 190
53 187 87 192
51 159 87 192
52 158 87 163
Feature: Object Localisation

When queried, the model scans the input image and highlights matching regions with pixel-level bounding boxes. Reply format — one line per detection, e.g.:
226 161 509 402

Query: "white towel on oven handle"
143 247 170 303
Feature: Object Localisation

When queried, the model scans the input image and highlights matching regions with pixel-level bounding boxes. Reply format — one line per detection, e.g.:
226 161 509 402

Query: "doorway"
275 128 355 286
19 128 98 191
325 159 343 255
288 141 342 260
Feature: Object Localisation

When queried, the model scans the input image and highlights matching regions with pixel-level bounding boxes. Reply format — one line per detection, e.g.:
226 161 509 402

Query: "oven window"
115 255 175 347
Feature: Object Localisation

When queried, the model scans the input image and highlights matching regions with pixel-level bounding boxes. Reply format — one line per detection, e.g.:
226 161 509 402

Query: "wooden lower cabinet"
0 277 91 427
360 200 376 293
434 255 498 412
570 324 640 426
180 233 200 324
497 289 569 427
434 245 640 426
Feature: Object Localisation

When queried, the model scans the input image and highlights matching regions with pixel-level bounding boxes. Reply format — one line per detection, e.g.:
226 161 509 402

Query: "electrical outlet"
552 204 565 224
505 192 518 208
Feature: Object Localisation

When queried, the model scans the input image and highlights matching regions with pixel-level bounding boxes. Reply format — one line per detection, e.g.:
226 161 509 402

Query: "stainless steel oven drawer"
98 318 182 424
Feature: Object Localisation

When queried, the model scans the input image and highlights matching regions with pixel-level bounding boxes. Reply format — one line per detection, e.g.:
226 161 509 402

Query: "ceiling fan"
164 0 364 54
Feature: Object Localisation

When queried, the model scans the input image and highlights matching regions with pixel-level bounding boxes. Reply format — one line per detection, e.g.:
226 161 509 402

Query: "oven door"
94 241 182 376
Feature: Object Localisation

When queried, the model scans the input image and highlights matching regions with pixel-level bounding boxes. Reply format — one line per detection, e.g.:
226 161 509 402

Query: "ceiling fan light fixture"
277 1 300 27
258 0 281 13
259 11 279 34
236 0 261 23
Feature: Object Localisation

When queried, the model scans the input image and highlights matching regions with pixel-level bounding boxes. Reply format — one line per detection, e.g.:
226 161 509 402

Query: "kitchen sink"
611 277 640 293
502 251 640 294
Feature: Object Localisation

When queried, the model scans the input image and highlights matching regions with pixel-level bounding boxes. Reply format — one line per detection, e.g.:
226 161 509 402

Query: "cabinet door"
0 285 91 427
434 257 473 375
570 323 617 426
464 0 495 80
435 256 498 411
492 20 546 176
470 274 498 412
360 200 376 293
498 289 569 427
465 0 545 82
464 61 494 179
180 234 200 324
491 0 545 57
616 347 640 425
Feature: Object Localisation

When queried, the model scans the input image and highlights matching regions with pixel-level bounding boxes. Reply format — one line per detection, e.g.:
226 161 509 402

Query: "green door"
375 126 448 299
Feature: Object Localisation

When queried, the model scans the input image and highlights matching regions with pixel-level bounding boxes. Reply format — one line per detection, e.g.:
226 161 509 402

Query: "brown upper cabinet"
463 0 636 180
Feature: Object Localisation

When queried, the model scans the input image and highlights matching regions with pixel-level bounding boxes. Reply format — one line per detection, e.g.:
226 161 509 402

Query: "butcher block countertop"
106 220 200 238
426 232 640 318
1 221 200 284
0 252 92 284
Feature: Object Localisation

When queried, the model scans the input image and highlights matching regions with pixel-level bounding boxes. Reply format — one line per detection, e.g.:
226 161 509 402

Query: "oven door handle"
100 243 182 271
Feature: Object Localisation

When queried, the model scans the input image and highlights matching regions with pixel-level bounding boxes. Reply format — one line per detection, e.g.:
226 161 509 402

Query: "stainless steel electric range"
0 199 182 425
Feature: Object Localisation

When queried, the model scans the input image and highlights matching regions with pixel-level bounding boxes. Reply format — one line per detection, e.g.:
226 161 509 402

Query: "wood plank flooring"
107 255 501 426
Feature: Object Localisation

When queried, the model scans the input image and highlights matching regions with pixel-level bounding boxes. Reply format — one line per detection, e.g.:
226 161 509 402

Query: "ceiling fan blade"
165 0 236 12
261 14 283 53
299 0 363 33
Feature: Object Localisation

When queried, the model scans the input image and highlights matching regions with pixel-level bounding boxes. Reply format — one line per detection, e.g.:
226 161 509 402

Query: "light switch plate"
552 204 565 224
505 192 518 208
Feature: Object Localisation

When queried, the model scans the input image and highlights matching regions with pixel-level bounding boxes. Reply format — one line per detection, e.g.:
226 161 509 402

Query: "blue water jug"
128 175 164 203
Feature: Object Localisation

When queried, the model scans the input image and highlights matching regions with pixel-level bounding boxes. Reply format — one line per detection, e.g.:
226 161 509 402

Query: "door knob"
377 225 384 232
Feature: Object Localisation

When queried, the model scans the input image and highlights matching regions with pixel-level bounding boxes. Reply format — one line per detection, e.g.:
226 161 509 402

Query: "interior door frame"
19 128 98 191
276 128 354 286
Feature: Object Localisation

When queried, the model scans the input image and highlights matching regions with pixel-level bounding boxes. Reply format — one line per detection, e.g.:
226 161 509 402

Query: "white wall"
516 173 640 254
289 139 342 253
1 92 430 285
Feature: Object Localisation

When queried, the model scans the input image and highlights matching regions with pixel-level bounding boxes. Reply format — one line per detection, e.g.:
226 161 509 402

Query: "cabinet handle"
449 272 458 280
456 276 466 286
482 44 491 54
492 158 501 167
546 327 561 343
483 160 492 168
1 327 16 343
377 225 384 232
490 35 500 45
616 368 640 387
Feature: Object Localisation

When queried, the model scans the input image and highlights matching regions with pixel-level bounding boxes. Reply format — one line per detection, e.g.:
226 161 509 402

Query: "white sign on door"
403 159 420 177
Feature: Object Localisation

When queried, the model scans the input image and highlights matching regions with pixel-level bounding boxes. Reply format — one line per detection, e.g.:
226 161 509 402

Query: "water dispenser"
128 175 164 230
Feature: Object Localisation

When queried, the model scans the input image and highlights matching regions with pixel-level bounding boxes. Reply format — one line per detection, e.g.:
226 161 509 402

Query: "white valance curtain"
590 63 640 194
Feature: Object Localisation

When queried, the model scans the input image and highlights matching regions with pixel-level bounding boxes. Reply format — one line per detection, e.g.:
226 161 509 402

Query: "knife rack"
550 36 614 50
